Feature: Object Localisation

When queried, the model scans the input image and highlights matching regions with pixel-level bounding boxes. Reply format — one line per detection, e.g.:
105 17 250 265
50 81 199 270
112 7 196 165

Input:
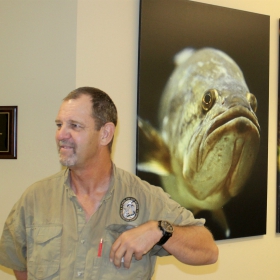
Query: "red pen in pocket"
98 238 103 257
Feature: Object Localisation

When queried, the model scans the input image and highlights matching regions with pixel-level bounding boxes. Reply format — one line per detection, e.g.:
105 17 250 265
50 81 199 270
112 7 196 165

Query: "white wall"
76 0 139 169
0 1 77 278
0 0 279 279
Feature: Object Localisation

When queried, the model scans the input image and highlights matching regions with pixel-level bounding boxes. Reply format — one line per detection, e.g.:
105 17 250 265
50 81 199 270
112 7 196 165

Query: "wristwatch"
156 220 174 246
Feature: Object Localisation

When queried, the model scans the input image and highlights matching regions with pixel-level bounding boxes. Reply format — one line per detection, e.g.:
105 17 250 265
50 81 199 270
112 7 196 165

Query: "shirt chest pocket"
94 224 153 280
27 225 62 279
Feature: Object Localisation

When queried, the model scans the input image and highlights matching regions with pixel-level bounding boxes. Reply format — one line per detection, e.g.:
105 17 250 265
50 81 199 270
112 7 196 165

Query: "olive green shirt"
0 164 205 279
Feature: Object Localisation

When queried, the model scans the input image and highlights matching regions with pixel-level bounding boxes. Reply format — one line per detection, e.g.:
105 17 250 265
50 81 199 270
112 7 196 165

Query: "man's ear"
100 122 115 146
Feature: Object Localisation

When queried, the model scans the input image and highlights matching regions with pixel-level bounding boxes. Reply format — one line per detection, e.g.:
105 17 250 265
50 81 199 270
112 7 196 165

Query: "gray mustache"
58 141 75 148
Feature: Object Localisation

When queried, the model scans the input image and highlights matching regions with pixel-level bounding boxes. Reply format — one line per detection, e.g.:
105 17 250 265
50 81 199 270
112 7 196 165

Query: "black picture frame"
0 106 18 159
136 0 269 240
277 20 280 233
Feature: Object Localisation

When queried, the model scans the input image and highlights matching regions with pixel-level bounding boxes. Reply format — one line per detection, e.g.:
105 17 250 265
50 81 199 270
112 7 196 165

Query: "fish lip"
191 105 260 174
184 105 260 201
205 106 260 138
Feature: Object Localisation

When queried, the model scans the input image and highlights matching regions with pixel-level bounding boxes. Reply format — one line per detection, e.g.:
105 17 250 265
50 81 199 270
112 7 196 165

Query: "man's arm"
163 223 219 265
109 220 218 268
13 270 27 280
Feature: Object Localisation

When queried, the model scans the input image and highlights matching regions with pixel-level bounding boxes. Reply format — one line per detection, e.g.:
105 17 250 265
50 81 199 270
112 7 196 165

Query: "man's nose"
56 125 71 140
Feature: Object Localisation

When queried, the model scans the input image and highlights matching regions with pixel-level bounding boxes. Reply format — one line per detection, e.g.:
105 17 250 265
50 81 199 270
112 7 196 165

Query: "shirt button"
77 271 83 277
81 239 85 244
78 208 82 212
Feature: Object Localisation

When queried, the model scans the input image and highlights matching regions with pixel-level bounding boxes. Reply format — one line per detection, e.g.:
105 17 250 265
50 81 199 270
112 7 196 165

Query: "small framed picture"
0 106 17 159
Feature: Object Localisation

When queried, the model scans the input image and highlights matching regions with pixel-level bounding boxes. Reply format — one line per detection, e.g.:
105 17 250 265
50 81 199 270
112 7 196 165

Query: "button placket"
72 198 87 279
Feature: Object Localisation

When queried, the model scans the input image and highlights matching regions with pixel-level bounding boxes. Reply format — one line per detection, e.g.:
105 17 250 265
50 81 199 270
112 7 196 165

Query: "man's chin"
60 162 73 167
59 157 76 167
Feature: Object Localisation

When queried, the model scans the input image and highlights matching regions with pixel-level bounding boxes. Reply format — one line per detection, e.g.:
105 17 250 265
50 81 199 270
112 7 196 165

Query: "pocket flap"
106 224 135 233
29 263 59 279
34 226 62 243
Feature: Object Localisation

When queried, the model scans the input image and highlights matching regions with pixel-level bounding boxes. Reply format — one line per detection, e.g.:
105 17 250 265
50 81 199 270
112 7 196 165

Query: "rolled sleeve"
146 185 205 257
153 186 205 226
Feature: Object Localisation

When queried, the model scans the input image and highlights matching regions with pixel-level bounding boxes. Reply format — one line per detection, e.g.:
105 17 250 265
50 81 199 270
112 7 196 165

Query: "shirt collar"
63 164 116 201
102 163 116 202
63 168 76 198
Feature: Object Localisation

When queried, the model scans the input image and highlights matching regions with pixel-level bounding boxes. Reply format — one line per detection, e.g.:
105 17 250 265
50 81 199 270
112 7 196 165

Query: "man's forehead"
64 94 91 105
57 97 93 119
61 96 91 110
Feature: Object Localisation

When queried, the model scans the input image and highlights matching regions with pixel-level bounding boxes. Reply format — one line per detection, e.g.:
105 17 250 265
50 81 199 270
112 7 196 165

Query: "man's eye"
56 123 62 128
71 123 80 129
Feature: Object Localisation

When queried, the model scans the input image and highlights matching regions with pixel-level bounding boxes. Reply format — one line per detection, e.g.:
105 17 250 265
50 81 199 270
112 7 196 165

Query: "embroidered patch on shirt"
120 197 139 222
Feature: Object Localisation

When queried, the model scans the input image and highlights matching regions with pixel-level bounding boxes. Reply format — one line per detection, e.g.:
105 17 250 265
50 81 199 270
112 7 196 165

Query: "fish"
137 47 260 237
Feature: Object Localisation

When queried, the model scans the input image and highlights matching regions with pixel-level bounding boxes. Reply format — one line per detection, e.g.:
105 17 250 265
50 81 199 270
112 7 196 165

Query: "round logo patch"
120 197 139 222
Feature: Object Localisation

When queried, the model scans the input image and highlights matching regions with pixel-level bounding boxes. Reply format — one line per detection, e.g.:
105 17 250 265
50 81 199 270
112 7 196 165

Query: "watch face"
162 221 173 233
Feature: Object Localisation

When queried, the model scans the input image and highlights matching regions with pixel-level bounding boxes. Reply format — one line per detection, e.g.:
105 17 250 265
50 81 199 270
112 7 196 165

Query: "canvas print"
136 0 269 240
277 20 280 233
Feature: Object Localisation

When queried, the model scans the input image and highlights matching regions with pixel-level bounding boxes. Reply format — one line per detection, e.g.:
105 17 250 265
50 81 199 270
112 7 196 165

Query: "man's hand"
109 221 161 269
110 221 218 268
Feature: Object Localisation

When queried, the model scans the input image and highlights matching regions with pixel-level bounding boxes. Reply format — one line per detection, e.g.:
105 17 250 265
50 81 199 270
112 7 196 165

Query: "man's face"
55 95 101 169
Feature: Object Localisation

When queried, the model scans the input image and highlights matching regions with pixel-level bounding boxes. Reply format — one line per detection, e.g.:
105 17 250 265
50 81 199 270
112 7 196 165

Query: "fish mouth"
199 106 260 168
205 106 260 138
184 105 260 201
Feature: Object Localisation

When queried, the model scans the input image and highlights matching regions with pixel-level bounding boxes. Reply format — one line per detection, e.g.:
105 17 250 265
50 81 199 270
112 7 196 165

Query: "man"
0 87 218 279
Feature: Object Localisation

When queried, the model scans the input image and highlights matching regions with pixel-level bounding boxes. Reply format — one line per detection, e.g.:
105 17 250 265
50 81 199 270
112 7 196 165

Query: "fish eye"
202 89 218 112
246 93 257 113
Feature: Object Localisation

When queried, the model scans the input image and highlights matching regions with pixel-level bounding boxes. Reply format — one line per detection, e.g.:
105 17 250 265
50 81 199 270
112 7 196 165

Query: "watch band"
157 234 171 246
156 220 173 246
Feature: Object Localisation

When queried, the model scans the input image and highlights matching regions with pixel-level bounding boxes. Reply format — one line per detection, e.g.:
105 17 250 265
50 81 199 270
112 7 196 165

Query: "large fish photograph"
136 0 269 240
277 20 280 233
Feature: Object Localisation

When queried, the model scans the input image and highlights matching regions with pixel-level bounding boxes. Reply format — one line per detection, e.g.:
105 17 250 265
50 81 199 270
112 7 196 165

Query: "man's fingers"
110 239 130 268
134 252 143 261
109 222 158 269
109 239 121 265
122 251 133 268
